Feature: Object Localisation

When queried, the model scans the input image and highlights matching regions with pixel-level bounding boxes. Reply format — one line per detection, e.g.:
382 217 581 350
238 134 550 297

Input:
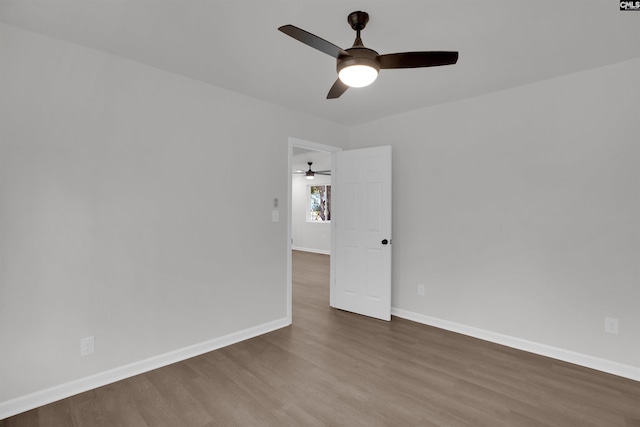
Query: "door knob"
381 239 389 245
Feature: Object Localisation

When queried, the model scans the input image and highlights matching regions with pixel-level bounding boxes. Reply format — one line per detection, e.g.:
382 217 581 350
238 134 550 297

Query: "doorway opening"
286 138 341 324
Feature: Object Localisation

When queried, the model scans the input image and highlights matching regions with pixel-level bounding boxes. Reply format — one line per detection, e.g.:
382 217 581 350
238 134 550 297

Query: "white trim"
0 317 290 420
329 151 337 308
391 307 640 382
291 246 331 255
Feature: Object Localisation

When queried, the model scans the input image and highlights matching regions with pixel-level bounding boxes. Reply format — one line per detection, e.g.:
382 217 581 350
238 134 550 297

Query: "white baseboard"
0 317 290 420
391 307 640 382
291 246 330 255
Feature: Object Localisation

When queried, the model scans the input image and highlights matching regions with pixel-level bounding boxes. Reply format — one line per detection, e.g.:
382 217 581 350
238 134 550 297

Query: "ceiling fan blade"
327 79 349 99
315 171 331 175
278 25 350 59
378 51 459 69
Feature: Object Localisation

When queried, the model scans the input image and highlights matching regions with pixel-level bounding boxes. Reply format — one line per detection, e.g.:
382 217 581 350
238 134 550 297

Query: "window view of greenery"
309 185 331 222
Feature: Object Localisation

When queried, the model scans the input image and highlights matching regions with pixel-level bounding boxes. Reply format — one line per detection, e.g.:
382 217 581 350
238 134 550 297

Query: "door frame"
287 137 342 324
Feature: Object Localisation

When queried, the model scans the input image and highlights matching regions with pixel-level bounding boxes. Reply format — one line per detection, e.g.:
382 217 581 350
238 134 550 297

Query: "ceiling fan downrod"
348 11 369 47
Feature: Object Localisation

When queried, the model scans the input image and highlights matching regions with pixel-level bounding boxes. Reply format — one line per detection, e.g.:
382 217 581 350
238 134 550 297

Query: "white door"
332 146 392 321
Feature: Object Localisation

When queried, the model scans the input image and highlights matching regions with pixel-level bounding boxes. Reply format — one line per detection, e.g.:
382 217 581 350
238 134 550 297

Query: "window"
308 185 331 222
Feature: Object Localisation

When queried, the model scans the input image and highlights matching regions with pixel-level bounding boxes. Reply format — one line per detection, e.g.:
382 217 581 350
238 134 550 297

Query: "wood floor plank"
68 391 106 427
3 250 640 426
124 374 187 427
35 399 76 427
87 381 149 427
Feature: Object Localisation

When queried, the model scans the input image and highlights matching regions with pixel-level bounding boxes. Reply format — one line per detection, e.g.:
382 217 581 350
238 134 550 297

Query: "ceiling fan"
278 11 459 99
293 162 331 180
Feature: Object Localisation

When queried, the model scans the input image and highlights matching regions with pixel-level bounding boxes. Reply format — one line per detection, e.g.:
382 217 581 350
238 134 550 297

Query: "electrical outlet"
417 284 425 296
604 317 619 335
81 336 95 356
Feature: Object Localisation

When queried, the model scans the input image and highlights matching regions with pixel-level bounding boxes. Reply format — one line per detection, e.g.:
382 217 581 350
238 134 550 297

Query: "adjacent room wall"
292 174 331 254
0 24 348 407
349 58 640 373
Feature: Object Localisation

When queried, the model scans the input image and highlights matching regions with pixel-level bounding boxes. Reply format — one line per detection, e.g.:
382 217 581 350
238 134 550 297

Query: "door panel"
332 146 392 321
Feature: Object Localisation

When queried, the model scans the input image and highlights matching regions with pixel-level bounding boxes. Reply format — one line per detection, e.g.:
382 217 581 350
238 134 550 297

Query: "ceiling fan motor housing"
337 47 380 75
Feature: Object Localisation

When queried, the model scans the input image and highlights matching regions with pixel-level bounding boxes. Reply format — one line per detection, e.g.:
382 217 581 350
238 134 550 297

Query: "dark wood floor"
3 250 640 426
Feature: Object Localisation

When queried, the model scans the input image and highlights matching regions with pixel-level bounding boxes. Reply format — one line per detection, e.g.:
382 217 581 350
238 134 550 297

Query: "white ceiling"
2 0 639 126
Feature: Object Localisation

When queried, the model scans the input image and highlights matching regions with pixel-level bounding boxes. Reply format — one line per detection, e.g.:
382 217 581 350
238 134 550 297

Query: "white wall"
0 24 348 406
349 59 640 372
292 174 331 254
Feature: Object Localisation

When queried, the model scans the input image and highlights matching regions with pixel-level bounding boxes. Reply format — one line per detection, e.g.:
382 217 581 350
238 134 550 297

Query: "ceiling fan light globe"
338 65 378 88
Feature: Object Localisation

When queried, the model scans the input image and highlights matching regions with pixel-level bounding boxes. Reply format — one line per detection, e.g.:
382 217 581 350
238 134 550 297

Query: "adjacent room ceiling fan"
293 162 331 180
278 11 459 99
